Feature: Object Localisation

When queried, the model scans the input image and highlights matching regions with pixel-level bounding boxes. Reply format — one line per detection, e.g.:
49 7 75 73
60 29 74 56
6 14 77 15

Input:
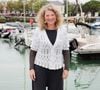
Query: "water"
0 39 31 90
0 38 100 90
67 52 100 90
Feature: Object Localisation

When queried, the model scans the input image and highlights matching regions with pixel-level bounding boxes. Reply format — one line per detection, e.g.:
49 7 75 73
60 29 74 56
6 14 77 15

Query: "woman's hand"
62 69 69 79
29 69 36 81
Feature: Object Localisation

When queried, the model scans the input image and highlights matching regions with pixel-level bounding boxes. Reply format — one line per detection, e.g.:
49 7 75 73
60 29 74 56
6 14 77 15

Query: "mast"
75 0 84 22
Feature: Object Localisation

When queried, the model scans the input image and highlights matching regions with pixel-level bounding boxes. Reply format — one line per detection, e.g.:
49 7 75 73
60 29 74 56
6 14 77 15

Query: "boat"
91 22 100 29
73 22 100 59
75 36 100 54
14 23 37 48
90 18 100 29
1 31 11 38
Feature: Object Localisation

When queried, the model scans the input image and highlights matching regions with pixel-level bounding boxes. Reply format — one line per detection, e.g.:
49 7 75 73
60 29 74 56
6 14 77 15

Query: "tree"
68 2 76 16
15 0 23 12
0 3 3 12
71 0 83 16
82 0 100 15
27 0 36 12
32 0 47 13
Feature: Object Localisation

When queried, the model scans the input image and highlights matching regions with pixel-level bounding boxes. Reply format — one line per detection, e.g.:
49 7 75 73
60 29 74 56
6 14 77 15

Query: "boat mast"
75 0 85 22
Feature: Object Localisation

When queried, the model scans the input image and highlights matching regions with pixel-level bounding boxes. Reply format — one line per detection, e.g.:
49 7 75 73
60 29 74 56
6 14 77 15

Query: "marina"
0 0 100 89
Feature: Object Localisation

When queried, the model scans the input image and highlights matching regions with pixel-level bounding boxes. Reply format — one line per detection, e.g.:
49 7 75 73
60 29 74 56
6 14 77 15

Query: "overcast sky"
0 0 91 4
49 0 91 4
0 0 91 3
68 0 90 3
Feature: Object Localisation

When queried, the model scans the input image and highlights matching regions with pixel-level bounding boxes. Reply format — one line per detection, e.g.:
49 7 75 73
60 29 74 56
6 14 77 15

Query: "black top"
45 29 57 45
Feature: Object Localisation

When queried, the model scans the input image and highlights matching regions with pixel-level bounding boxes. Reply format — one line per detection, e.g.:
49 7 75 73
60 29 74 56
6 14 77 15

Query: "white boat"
14 24 37 47
70 21 100 55
91 22 100 29
75 36 100 54
0 23 16 30
90 18 100 29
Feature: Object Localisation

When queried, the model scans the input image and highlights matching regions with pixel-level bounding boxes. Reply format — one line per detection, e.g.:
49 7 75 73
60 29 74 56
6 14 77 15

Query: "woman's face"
44 10 56 26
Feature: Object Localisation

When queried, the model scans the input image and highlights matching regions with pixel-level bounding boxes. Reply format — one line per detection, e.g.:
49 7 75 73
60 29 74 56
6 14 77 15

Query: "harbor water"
0 38 31 90
0 38 100 90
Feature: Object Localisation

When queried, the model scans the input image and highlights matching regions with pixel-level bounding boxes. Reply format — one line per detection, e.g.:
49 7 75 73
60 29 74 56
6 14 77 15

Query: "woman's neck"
46 24 57 30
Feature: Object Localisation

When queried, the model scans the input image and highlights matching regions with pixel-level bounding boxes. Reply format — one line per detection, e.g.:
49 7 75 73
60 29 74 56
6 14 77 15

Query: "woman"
29 4 70 90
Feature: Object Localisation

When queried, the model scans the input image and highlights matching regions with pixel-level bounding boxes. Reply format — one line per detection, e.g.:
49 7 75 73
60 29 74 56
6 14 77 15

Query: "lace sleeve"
29 50 37 70
62 50 70 70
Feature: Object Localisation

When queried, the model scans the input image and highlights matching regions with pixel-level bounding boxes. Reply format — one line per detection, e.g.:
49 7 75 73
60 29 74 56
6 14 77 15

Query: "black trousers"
32 64 63 90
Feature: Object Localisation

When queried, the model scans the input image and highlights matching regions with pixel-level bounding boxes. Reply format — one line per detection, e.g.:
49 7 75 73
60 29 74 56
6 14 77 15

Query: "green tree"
32 0 47 13
15 0 23 12
68 2 75 16
63 0 75 16
27 0 36 12
6 1 15 11
82 0 100 15
0 3 3 12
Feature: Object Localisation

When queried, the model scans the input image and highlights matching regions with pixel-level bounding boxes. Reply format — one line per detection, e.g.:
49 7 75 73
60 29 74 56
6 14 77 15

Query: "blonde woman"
29 4 70 90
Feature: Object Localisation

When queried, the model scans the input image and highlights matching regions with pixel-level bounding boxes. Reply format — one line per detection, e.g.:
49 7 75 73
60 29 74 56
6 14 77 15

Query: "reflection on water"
1 39 13 47
1 38 29 54
91 28 100 35
69 53 100 90
0 38 31 90
14 45 29 54
74 64 100 89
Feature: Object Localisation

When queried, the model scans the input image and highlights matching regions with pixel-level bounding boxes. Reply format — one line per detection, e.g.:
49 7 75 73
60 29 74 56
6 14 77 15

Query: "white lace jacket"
31 26 69 70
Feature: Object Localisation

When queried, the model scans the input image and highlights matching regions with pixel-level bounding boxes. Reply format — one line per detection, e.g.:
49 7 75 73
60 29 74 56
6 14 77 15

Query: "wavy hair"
37 4 64 30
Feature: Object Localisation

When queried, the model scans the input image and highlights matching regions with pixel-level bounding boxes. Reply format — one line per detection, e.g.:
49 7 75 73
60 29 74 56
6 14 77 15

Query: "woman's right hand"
29 69 36 81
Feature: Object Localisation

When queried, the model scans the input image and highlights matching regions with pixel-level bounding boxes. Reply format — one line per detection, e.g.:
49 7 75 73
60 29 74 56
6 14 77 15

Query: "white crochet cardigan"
31 26 69 70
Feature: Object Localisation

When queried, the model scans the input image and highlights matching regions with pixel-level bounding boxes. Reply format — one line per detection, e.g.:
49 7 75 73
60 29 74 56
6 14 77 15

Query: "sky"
49 0 91 4
0 0 92 4
68 0 90 4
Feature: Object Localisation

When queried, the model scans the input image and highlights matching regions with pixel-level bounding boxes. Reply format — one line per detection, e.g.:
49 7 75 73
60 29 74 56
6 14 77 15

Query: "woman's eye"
45 15 49 17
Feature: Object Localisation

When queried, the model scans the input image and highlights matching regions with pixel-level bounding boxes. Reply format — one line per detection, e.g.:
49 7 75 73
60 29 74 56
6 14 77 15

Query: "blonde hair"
37 4 64 30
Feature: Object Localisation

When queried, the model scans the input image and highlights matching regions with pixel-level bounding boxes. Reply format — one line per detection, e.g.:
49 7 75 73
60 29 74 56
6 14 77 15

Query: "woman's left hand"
62 69 69 79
